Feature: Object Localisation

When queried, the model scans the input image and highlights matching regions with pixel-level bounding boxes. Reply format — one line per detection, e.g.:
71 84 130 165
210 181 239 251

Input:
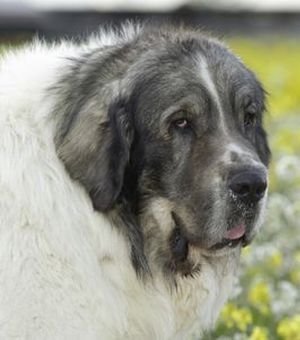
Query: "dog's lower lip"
210 235 245 250
209 223 248 250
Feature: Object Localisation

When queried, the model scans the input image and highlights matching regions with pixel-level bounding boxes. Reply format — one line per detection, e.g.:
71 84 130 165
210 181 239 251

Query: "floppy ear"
57 98 134 211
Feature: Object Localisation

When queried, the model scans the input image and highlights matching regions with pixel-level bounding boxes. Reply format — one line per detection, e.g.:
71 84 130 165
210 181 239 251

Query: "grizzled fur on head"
54 24 270 279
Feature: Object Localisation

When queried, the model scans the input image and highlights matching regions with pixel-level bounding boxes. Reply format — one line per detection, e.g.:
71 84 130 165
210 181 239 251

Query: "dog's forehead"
131 40 263 124
197 46 265 105
129 37 268 165
137 37 263 105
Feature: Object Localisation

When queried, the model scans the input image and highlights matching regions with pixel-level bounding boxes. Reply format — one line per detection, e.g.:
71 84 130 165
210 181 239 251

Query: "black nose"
228 169 267 204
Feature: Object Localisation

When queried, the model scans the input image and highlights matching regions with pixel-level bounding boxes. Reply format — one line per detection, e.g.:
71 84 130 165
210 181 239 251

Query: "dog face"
56 28 270 277
122 40 270 275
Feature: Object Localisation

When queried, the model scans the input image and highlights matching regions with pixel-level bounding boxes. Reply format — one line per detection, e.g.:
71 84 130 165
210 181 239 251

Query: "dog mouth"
171 212 252 255
169 213 254 274
210 223 250 250
210 235 247 250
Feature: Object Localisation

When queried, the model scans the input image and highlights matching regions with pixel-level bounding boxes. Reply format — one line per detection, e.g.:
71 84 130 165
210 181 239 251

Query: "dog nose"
228 169 267 204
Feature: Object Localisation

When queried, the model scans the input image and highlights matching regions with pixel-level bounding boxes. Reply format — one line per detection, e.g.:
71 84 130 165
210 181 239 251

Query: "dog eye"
244 104 257 128
173 118 190 129
244 112 256 127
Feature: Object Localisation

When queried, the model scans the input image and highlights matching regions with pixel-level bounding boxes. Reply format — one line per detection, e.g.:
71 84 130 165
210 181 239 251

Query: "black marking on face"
170 227 188 263
167 212 202 277
111 201 150 277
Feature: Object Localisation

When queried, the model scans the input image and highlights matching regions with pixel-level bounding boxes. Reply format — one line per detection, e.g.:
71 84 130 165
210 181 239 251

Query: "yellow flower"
232 307 253 332
294 251 300 264
221 303 235 328
248 281 270 315
267 250 283 269
221 303 253 332
277 314 300 340
242 245 252 257
290 269 300 285
249 326 269 340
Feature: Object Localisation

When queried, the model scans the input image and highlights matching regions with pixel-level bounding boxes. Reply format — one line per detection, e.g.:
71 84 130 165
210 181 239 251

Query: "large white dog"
0 24 270 339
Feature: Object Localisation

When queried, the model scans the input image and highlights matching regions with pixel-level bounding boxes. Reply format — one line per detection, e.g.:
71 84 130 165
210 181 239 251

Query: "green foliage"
229 39 300 120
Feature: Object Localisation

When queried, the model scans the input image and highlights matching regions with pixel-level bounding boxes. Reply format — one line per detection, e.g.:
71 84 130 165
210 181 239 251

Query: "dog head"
55 27 270 277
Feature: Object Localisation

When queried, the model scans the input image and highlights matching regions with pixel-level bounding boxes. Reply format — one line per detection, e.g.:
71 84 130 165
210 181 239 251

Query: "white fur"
198 56 227 135
0 34 237 340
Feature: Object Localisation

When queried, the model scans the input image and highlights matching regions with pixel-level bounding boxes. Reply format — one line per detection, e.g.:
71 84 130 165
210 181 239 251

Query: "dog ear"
90 99 134 211
57 98 134 211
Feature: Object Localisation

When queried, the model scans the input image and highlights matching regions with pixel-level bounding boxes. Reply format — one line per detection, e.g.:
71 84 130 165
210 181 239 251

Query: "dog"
0 23 270 339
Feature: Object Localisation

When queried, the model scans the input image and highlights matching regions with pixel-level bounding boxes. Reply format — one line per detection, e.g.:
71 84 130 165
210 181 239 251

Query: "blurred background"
0 1 299 339
1 0 300 40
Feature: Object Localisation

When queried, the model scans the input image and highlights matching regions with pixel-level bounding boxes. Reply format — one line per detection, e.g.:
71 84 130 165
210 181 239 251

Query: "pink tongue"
225 224 246 240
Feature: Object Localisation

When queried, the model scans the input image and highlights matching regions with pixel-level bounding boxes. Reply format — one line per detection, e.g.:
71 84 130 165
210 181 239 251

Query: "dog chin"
191 219 260 258
210 223 260 255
